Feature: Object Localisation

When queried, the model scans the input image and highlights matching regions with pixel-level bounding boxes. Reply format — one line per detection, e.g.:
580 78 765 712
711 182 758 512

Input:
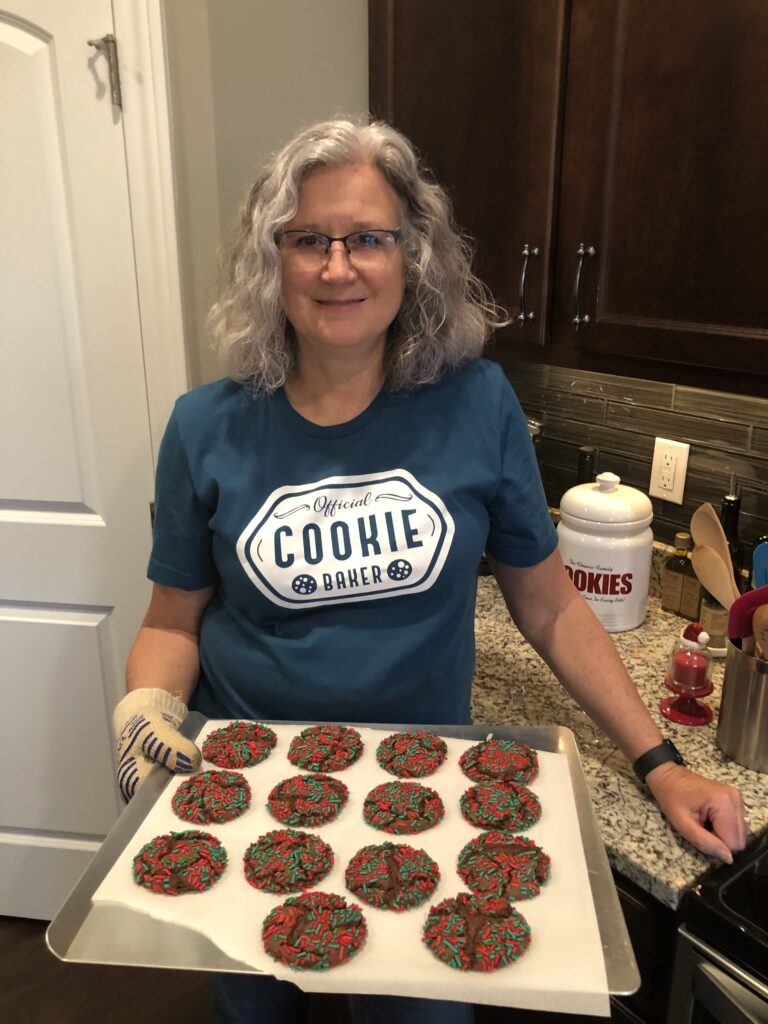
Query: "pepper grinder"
661 631 714 726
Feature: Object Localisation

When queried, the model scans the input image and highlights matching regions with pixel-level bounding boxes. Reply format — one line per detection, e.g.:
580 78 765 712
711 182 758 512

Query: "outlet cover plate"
649 437 690 504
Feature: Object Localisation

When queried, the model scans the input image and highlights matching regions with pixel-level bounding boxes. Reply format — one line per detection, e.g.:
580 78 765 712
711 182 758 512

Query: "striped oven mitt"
113 688 201 803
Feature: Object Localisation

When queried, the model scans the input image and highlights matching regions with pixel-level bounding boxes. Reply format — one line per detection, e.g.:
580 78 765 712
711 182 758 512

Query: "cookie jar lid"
560 472 653 527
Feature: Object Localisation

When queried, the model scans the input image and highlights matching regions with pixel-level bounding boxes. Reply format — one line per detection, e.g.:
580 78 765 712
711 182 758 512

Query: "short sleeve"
147 408 217 590
485 375 558 568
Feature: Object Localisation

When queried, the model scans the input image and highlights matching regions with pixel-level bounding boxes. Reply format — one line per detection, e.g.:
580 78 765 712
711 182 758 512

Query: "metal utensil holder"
717 641 768 773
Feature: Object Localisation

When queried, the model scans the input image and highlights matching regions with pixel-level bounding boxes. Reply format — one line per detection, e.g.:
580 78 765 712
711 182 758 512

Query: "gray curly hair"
208 118 507 392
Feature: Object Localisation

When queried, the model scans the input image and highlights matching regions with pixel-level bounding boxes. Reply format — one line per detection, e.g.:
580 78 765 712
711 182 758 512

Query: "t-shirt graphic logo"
236 469 455 608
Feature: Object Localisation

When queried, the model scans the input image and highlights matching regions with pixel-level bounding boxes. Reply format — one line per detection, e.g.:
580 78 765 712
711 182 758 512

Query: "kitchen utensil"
690 503 741 600
727 585 768 641
691 545 739 610
753 603 768 661
751 539 768 588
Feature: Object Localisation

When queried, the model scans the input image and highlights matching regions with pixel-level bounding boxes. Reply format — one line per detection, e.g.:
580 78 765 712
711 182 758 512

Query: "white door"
0 0 160 918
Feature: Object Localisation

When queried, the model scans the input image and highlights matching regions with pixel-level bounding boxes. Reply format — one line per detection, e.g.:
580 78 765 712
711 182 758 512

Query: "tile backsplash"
504 361 768 549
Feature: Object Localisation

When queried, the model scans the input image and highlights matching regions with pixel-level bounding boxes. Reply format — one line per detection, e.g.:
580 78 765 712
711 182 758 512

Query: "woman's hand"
646 762 748 863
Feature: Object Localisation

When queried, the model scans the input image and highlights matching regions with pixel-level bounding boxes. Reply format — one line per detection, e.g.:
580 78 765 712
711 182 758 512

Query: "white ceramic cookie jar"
557 471 653 632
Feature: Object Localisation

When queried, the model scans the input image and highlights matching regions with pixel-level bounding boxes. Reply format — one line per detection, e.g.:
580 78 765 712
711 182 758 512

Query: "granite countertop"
470 551 768 910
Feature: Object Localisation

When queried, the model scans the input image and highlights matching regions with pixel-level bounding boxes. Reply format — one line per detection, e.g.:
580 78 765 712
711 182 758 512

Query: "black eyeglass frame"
275 228 402 256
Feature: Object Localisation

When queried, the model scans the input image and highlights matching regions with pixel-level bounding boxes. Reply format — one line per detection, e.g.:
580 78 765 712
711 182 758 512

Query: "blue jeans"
214 973 475 1024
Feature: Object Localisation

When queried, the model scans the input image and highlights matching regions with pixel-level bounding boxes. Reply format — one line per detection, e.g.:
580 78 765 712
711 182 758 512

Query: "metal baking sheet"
47 717 639 996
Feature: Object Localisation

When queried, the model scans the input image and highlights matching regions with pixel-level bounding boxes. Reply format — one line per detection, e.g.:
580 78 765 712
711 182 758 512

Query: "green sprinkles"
268 773 349 827
202 721 277 769
422 893 531 971
460 781 541 832
345 841 440 910
457 831 551 900
375 730 448 778
287 724 364 772
459 738 538 785
362 781 445 835
262 891 367 970
171 769 251 825
132 830 227 895
244 829 333 894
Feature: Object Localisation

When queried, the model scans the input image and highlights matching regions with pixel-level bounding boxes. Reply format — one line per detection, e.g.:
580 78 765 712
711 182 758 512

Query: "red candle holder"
660 643 714 726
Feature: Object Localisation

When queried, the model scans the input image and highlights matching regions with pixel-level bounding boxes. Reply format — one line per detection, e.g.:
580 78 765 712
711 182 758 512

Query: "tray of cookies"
47 718 639 1016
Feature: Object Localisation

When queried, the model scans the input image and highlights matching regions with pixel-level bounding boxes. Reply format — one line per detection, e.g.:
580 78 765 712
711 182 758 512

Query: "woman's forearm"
124 582 216 705
125 625 201 705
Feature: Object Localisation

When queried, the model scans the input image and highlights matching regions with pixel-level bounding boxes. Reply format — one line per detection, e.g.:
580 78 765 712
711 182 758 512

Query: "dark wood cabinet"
369 0 768 396
369 0 567 356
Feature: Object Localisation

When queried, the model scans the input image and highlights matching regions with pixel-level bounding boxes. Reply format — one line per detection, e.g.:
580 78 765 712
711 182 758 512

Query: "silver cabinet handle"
517 244 540 323
573 243 596 330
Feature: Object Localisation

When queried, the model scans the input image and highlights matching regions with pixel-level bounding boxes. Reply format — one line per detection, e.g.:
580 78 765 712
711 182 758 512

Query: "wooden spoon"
753 603 768 660
690 503 741 600
691 545 739 610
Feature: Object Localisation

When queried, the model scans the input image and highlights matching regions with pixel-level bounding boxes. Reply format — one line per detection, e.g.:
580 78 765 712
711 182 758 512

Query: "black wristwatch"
633 739 685 784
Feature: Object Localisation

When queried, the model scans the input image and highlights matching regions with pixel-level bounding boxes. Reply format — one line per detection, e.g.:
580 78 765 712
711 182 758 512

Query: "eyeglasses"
276 229 402 268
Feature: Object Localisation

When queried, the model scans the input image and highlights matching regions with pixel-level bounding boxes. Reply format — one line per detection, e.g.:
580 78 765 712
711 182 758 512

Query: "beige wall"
163 0 369 386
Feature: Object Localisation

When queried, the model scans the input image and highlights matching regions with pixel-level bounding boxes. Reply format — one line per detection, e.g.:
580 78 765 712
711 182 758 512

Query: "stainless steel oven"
668 832 768 1023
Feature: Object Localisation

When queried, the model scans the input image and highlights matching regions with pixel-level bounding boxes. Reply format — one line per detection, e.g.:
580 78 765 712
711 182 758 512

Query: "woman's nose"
320 242 358 281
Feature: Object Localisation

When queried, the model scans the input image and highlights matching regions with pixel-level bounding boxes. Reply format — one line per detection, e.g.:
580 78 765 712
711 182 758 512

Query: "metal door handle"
517 244 539 323
694 963 768 1023
572 243 596 330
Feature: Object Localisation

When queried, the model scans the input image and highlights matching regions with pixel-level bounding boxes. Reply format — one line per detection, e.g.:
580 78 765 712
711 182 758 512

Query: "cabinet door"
369 0 566 359
551 0 768 395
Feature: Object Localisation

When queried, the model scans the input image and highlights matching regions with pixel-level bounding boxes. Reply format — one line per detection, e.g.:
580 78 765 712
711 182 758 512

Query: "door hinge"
87 33 122 109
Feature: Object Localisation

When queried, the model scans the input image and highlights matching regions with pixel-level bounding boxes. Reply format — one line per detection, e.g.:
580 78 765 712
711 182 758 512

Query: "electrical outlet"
649 438 690 504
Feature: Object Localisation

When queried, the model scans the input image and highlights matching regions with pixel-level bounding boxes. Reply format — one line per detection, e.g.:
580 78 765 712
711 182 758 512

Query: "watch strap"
633 739 685 783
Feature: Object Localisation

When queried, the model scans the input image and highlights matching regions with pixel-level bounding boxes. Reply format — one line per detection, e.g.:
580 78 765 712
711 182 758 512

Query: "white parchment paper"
94 722 609 1016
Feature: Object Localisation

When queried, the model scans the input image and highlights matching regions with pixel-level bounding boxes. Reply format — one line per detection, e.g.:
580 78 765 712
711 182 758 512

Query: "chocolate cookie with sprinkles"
171 769 251 824
460 780 541 831
375 730 448 778
345 841 440 910
287 724 363 772
202 721 277 769
262 891 367 971
133 830 227 895
244 829 333 893
268 773 349 827
362 780 445 835
423 893 531 972
459 737 538 786
458 831 551 900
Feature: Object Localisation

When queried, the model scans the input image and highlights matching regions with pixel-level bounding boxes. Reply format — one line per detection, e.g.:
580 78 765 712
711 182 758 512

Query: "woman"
114 119 746 1024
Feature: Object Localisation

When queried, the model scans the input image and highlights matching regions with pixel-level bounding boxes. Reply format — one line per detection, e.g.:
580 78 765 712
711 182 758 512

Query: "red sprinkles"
423 893 531 971
244 829 333 894
460 780 542 831
287 724 363 772
345 841 440 910
459 738 538 786
362 780 445 835
262 891 367 970
202 721 277 769
375 730 448 778
171 769 251 824
458 831 551 900
132 830 227 895
268 773 349 827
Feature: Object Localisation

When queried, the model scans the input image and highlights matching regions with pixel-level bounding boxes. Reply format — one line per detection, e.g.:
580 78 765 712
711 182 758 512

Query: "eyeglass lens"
279 230 400 265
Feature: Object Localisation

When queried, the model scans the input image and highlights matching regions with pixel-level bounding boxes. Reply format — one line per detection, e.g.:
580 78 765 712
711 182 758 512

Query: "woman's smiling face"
279 162 406 363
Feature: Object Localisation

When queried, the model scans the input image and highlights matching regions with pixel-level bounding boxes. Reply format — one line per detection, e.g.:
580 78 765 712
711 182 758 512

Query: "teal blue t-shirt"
148 358 556 724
